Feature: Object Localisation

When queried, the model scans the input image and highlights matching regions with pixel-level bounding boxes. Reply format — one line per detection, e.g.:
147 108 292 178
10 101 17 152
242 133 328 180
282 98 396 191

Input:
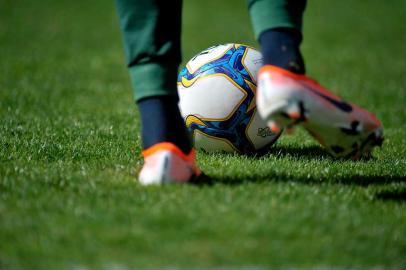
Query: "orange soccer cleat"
139 142 201 185
256 65 383 159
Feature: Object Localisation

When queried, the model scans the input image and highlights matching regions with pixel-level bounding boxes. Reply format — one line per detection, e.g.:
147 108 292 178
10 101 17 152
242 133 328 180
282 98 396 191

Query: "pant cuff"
249 0 306 39
129 61 179 102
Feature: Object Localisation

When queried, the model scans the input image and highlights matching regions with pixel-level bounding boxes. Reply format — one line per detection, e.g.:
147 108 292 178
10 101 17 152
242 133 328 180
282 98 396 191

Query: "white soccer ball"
177 43 281 154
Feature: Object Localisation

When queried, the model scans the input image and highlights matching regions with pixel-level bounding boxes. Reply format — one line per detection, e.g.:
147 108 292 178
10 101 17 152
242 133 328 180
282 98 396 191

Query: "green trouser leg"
115 0 182 102
115 0 306 102
247 0 307 39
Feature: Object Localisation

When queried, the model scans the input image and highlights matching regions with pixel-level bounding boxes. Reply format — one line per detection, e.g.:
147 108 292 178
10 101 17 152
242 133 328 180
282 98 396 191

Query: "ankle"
259 28 305 74
137 96 192 154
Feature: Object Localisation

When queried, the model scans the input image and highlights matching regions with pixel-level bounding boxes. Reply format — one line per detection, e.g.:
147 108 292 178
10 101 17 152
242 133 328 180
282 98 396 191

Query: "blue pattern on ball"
178 44 266 154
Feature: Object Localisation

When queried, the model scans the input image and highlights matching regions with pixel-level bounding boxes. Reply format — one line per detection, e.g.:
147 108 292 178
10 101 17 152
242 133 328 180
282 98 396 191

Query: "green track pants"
115 0 306 102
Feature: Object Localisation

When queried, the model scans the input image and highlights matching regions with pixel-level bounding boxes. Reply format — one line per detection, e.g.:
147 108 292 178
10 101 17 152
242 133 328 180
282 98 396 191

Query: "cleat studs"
268 121 281 133
285 100 307 122
286 101 301 119
288 111 301 120
372 129 384 146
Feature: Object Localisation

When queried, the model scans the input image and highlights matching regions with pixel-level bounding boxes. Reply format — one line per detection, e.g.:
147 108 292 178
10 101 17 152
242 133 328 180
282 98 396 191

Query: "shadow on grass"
194 145 405 187
193 168 406 187
193 174 406 204
213 174 406 187
375 188 406 203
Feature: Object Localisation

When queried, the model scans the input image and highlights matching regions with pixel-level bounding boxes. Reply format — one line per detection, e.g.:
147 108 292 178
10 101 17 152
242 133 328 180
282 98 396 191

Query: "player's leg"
248 0 383 159
115 0 200 184
248 0 306 74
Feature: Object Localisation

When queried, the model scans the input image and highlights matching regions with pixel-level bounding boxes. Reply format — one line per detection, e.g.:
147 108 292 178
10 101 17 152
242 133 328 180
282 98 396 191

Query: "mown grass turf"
1 0 406 269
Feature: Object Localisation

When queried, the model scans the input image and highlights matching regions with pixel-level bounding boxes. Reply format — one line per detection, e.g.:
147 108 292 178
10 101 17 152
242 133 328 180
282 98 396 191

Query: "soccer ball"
177 43 281 154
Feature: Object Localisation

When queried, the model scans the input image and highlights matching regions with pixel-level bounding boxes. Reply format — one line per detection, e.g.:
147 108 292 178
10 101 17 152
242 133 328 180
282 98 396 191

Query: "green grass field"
1 0 406 269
